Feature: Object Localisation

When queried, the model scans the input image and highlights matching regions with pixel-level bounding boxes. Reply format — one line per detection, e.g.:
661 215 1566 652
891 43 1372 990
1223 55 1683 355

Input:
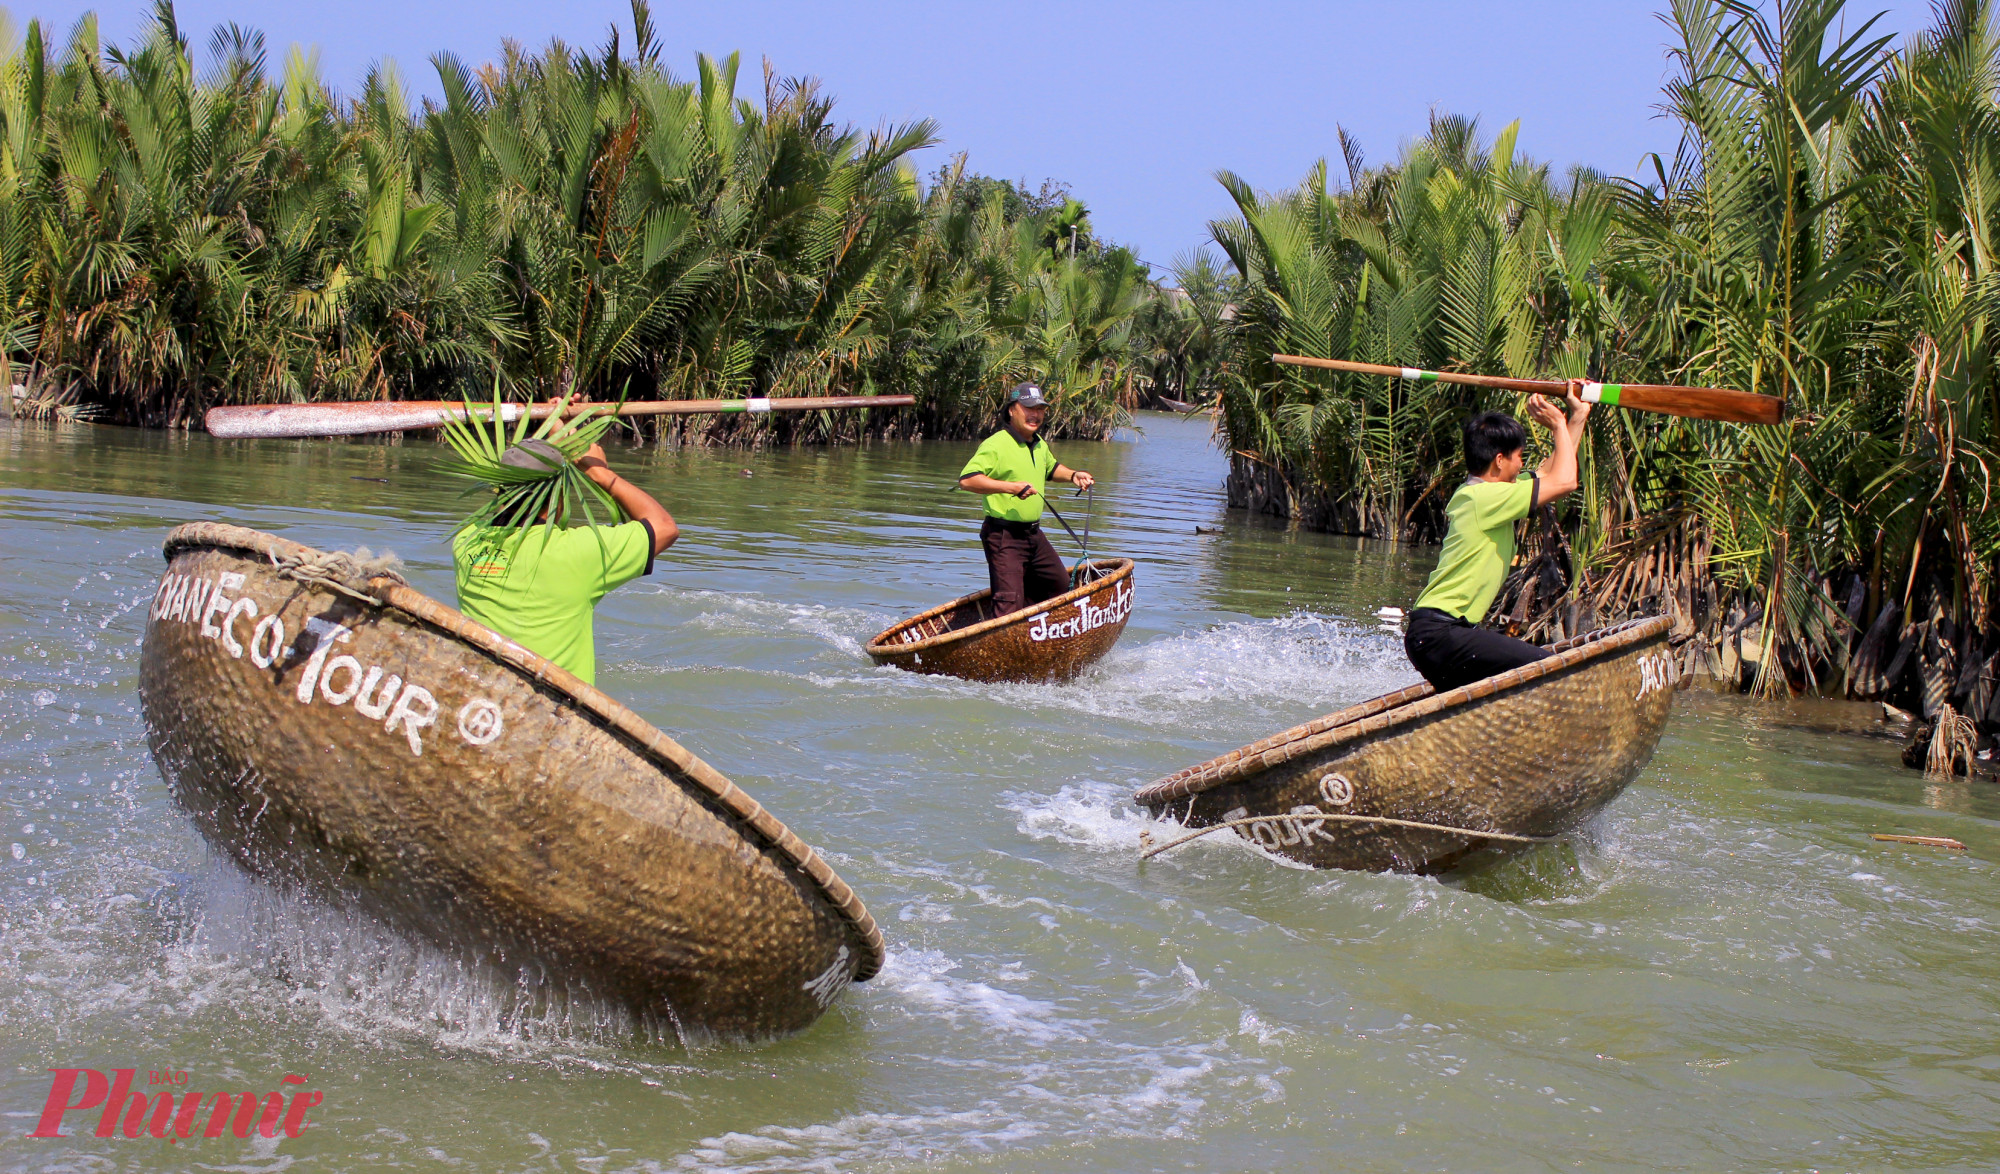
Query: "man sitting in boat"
454 441 677 686
1404 384 1590 691
956 383 1096 617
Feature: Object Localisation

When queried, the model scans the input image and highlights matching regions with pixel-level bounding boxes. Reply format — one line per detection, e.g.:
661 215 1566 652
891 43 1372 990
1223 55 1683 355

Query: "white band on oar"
450 402 525 423
1581 382 1604 402
746 398 772 414
1399 368 1423 380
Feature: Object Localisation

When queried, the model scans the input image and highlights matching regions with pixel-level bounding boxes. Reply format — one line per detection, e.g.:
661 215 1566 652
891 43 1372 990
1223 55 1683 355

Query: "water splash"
870 948 1085 1044
1005 781 1155 854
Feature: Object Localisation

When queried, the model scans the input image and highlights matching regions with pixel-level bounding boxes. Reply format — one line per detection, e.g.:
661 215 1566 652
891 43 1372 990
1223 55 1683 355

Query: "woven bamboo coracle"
865 558 1136 684
1135 616 1678 873
138 523 883 1038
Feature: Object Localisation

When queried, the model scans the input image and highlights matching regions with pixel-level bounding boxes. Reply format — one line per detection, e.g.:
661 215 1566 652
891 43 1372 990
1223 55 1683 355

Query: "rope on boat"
270 547 407 604
1138 813 1557 860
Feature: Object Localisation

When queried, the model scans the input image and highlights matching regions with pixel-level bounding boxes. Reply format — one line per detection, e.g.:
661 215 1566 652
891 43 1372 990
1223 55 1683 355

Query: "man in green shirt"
957 383 1097 616
454 442 677 685
1404 384 1590 691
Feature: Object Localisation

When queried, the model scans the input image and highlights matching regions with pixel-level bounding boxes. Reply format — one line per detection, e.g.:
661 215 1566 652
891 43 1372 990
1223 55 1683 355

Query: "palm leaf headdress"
440 382 624 535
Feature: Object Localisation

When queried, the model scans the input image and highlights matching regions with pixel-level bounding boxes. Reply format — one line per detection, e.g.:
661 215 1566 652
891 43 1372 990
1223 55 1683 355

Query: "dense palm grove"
0 1 1217 440
17 0 2000 731
1212 0 2000 739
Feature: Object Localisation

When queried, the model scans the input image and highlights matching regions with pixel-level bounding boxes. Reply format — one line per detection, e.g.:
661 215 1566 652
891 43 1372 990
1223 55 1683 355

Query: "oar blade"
1594 383 1785 427
205 402 479 439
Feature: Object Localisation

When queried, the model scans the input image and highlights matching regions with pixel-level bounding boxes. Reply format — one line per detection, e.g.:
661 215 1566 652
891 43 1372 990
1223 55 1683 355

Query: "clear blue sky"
17 1 1926 267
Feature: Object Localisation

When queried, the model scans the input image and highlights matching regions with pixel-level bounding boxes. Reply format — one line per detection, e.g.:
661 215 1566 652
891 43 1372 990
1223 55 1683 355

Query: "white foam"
871 948 1084 1045
1007 781 1155 853
1036 612 1417 732
1237 1008 1293 1045
1121 1054 1215 1113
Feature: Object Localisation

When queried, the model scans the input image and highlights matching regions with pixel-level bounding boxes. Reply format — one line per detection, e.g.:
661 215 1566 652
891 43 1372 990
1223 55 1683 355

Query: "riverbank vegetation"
0 1 1210 440
1211 0 2000 732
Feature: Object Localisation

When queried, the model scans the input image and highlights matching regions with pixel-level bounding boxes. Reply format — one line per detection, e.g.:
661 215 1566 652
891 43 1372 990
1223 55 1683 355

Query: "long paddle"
205 394 916 440
1271 355 1784 426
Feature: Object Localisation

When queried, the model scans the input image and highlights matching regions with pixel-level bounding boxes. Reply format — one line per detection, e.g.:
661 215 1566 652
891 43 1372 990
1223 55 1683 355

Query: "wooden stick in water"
205 395 916 439
1870 833 1968 851
1271 355 1785 427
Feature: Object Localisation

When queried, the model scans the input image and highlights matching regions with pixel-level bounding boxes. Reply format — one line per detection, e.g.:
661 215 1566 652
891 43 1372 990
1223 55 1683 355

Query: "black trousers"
982 518 1069 617
1404 607 1549 692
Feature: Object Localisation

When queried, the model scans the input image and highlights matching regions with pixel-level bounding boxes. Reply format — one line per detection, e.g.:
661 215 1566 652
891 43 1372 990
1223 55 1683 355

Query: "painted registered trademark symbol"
456 699 504 745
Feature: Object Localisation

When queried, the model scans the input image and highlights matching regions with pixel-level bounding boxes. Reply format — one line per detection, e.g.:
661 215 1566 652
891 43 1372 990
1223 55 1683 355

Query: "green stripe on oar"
1583 382 1623 406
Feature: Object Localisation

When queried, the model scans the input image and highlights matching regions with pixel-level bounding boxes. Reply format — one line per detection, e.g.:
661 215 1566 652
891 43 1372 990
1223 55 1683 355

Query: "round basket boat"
865 558 1136 684
1134 616 1679 873
138 523 883 1039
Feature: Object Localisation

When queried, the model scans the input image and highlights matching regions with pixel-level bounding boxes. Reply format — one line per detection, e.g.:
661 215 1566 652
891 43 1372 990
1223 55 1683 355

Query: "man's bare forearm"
580 457 678 554
1535 421 1579 499
960 473 1034 498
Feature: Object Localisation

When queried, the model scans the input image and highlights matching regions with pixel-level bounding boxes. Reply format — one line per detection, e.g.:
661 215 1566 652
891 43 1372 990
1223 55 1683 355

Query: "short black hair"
1463 411 1528 475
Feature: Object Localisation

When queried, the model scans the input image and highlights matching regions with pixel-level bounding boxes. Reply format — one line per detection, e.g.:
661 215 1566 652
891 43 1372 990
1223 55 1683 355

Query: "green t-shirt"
1411 475 1538 623
959 429 1059 522
452 520 654 685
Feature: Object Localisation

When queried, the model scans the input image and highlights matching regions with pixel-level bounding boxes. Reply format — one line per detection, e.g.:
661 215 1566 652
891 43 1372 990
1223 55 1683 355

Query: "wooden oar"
205 394 916 439
1271 355 1784 426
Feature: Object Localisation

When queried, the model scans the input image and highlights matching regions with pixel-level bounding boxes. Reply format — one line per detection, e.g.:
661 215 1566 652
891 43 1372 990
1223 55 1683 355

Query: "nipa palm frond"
439 379 623 535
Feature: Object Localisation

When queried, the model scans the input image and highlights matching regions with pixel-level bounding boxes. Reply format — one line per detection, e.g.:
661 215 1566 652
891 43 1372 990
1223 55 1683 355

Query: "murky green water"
1 413 1996 1172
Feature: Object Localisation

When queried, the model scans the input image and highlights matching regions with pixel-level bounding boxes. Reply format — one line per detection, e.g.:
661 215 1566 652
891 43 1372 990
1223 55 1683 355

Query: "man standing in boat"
957 383 1096 617
455 440 677 686
1404 384 1590 691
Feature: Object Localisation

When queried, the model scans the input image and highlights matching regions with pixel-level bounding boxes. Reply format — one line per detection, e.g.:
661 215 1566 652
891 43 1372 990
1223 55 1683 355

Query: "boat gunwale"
161 521 885 982
1134 614 1672 806
863 557 1135 659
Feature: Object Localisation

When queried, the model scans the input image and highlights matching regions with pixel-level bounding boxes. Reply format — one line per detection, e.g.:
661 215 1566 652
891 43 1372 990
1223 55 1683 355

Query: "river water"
0 412 1995 1172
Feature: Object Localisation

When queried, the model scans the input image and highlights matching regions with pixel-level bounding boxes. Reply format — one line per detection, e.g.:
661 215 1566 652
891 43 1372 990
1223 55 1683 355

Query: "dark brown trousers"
982 518 1069 617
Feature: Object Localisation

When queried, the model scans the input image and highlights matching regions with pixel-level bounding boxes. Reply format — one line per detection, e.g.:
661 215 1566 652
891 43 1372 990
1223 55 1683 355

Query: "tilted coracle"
138 523 882 1038
1135 616 1678 873
866 559 1136 684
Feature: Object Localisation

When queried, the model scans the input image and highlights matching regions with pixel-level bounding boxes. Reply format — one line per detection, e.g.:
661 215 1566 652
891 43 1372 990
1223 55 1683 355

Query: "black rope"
1045 485 1104 585
1042 495 1088 554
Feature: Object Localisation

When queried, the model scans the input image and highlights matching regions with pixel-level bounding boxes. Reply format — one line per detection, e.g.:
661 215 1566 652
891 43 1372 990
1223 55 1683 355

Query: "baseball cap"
498 437 566 477
1006 383 1047 408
